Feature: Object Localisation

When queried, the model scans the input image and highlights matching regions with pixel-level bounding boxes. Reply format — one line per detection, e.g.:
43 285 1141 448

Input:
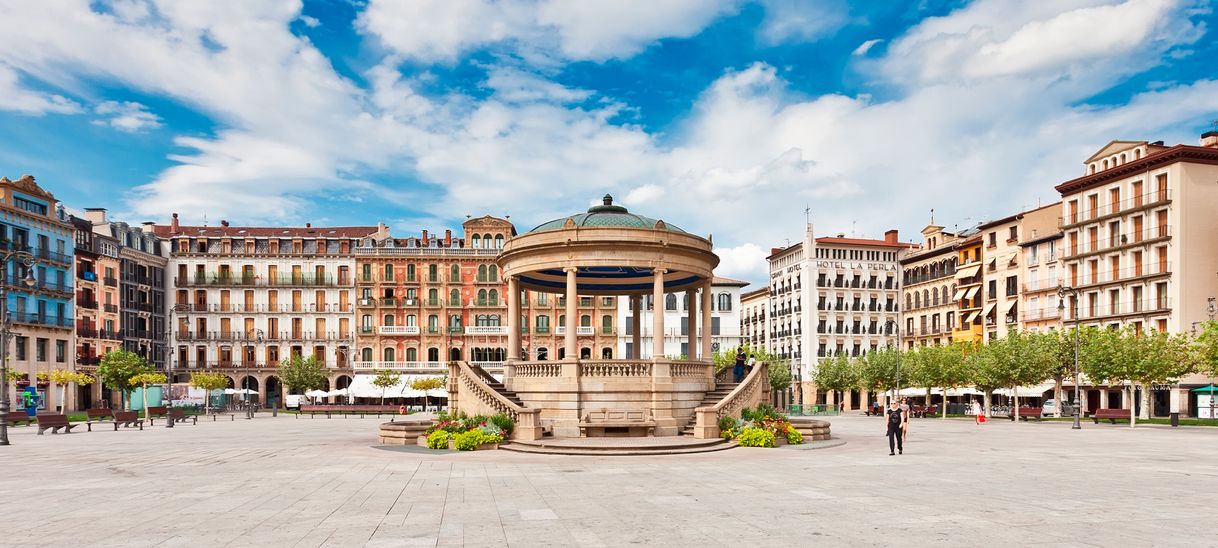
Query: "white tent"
304 389 328 398
995 384 1055 398
327 388 349 397
347 374 447 399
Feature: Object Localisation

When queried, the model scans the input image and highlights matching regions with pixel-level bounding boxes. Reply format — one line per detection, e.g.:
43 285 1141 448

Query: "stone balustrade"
693 361 769 439
580 360 651 377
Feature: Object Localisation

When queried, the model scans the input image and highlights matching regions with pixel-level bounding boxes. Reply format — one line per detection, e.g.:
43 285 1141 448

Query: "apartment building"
0 175 75 412
71 214 122 408
353 217 514 376
768 224 907 407
617 276 747 359
899 219 961 349
1018 232 1064 332
90 215 169 371
975 204 1059 342
157 215 374 405
951 230 985 344
740 287 769 353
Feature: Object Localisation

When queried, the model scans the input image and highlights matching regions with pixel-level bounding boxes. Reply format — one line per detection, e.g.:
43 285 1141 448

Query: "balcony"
34 247 72 265
1064 226 1171 259
351 361 446 371
1071 263 1172 289
448 327 464 334
1060 190 1172 228
424 298 442 307
175 273 349 287
379 325 421 335
465 326 508 335
473 299 502 307
9 312 73 328
76 325 98 338
103 276 118 287
78 270 98 282
553 326 597 336
76 293 99 309
379 297 398 307
104 304 118 313
534 326 551 334
76 354 101 366
358 298 376 308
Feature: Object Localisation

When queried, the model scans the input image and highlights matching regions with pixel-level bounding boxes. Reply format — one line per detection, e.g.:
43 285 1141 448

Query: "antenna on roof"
930 208 935 224
1210 119 1218 132
804 204 811 225
203 213 208 227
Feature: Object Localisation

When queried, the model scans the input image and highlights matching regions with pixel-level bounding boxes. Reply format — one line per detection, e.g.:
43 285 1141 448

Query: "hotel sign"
814 261 897 271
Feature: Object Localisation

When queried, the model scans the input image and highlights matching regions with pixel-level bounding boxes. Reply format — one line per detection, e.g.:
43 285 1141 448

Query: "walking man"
886 401 905 456
733 347 746 383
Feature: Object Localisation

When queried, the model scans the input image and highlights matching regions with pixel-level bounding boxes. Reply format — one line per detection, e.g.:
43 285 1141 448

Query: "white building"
740 287 769 353
767 224 909 406
617 277 748 359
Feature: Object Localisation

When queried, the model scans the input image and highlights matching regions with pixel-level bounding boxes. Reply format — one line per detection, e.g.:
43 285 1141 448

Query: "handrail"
693 362 768 439
450 361 541 440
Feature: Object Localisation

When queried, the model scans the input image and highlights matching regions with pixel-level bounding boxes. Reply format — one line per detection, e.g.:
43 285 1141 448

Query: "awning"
1192 384 1218 394
996 384 1055 398
982 302 996 317
955 264 981 279
964 310 980 324
1003 251 1018 266
952 288 968 300
348 374 448 399
963 286 979 300
1003 300 1018 314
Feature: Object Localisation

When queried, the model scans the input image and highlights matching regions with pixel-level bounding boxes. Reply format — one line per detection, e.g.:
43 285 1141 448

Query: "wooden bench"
298 405 400 418
1092 408 1131 424
578 408 656 437
169 408 198 425
1008 407 1043 421
146 406 170 425
85 408 115 431
37 414 78 435
3 411 35 427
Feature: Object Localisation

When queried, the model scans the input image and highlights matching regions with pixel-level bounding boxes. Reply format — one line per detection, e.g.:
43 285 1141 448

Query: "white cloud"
756 0 849 45
713 243 769 283
852 39 882 56
0 63 82 115
357 0 737 62
93 100 161 132
485 68 593 104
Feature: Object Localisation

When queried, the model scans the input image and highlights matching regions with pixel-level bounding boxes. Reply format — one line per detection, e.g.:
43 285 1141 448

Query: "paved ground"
1 412 1215 547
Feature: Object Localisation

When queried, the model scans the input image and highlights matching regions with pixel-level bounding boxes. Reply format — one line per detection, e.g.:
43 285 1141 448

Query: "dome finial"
603 194 613 206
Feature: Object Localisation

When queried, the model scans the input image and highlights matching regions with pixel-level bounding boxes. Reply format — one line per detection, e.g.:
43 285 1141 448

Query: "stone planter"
378 420 435 445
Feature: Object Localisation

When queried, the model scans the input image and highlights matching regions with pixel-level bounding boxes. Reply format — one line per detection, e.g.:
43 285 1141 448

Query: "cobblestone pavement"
1 412 1214 547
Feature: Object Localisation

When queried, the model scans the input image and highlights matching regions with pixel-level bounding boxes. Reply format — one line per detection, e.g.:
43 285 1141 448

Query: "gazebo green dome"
528 194 686 234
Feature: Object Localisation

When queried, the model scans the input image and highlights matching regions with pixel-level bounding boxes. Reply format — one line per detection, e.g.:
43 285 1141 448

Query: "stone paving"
1 413 1215 547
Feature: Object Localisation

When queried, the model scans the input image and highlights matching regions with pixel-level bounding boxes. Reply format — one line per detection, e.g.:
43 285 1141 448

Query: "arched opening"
478 265 488 281
406 347 418 361
383 347 396 362
601 347 613 359
449 347 461 361
265 376 283 409
427 347 439 362
580 347 591 359
450 264 460 281
240 376 259 405
361 347 373 361
494 234 504 248
536 347 548 360
383 314 394 326
471 234 481 248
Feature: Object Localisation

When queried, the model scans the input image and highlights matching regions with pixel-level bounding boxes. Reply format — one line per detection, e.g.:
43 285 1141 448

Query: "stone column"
564 267 578 361
630 295 642 359
651 269 666 359
1099 388 1109 409
686 289 697 360
700 279 712 361
505 276 520 387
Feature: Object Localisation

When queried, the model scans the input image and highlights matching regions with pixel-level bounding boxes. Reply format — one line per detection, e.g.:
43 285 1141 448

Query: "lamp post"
885 319 901 402
1 251 38 446
1057 286 1082 430
164 303 191 429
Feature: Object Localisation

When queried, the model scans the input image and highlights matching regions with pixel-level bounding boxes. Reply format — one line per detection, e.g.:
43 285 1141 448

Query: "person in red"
886 401 905 456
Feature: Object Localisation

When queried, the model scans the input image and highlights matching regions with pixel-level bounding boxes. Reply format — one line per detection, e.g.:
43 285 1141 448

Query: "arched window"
407 264 416 280
1103 159 1109 169
428 315 439 330
483 234 492 248
450 264 459 281
580 314 591 327
1135 149 1141 159
1089 163 1096 174
406 348 417 361
488 265 498 281
602 347 613 359
489 289 499 304
449 315 461 328
478 265 487 281
559 314 566 327
922 290 929 307
471 234 481 248
383 347 395 362
718 293 731 311
906 294 912 310
494 235 504 248
602 315 612 333
383 264 393 280
1119 153 1126 165
427 347 439 361
450 288 460 305
942 285 949 303
406 314 417 326
361 314 372 328
489 315 500 326
665 294 677 310
478 289 487 304
428 288 437 302
383 314 394 326
932 289 939 306
536 347 548 360
361 347 373 361
914 293 921 308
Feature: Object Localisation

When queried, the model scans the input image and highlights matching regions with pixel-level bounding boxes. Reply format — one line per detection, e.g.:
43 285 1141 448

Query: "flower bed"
718 403 804 447
423 412 513 451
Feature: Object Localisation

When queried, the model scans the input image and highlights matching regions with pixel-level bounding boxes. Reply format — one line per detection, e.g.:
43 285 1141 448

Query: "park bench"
1092 408 1132 424
578 408 656 437
37 414 78 435
1008 407 1043 421
146 406 169 425
169 408 198 425
3 411 34 427
87 410 145 432
85 408 115 431
297 405 399 418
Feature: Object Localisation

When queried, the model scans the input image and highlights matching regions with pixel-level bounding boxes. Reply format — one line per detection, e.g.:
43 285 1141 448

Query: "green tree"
1195 320 1218 377
901 346 937 405
277 355 328 405
371 370 401 406
813 354 859 401
1079 326 1127 416
129 372 167 416
1046 329 1081 417
1128 330 1196 422
410 376 446 412
934 343 973 418
97 350 152 410
189 372 230 415
967 340 1007 417
1004 331 1057 414
858 347 899 404
47 369 93 413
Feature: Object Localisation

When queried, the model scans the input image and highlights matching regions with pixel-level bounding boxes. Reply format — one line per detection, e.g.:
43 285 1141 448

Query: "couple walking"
885 398 912 456
732 348 755 383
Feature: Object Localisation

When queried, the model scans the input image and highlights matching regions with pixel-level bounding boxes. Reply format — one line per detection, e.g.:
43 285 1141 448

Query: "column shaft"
630 295 642 359
652 270 666 359
700 279 713 360
565 268 578 360
507 276 520 361
686 289 697 360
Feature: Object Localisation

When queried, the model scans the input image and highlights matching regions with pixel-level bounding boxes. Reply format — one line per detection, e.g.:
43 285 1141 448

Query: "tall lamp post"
886 319 901 402
164 303 191 429
1057 286 1082 430
0 251 38 446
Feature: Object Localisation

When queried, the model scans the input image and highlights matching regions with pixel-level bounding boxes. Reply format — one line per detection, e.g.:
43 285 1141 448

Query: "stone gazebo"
448 195 762 439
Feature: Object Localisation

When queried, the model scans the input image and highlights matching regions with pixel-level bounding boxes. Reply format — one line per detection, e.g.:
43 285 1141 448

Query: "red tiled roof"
814 237 917 248
1055 144 1218 195
153 225 378 238
711 276 750 287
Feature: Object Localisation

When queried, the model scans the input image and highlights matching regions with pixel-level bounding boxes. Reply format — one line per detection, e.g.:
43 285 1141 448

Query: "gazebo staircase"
678 382 738 436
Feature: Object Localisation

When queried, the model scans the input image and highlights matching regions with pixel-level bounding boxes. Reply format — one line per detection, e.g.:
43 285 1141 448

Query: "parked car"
284 394 305 410
1042 399 1079 417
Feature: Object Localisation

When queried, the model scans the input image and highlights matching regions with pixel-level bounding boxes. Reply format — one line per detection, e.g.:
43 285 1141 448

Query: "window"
1005 276 1017 296
13 196 48 215
15 336 26 360
718 293 731 311
383 264 394 280
361 348 373 361
450 264 460 281
712 317 721 335
383 347 396 362
1008 226 1017 241
36 338 47 362
988 232 996 246
665 294 677 311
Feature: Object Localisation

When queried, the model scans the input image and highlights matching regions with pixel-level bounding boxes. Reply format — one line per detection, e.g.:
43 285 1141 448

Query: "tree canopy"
277 355 328 392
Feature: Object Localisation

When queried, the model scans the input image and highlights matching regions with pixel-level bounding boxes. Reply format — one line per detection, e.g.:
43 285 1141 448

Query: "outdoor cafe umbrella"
304 389 328 398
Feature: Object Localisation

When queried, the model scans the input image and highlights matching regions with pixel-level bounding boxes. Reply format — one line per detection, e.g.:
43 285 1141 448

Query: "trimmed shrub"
426 430 451 450
454 430 483 451
786 428 804 445
736 427 776 448
489 413 514 437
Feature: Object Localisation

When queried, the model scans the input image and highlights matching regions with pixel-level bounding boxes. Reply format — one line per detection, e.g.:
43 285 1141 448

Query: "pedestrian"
885 401 905 456
899 397 911 441
971 399 985 425
733 347 746 383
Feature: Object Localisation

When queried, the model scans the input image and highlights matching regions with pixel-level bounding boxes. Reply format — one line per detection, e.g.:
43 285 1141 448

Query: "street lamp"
164 303 191 429
1 251 38 446
885 319 901 401
1058 286 1082 430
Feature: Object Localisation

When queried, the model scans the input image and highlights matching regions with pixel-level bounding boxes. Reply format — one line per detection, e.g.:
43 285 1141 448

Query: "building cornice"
1055 145 1218 196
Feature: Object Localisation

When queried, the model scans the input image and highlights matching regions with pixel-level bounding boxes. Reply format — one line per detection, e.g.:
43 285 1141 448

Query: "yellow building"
951 232 984 343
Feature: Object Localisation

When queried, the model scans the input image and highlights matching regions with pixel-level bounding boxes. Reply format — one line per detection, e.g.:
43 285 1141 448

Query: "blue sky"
1 0 1216 284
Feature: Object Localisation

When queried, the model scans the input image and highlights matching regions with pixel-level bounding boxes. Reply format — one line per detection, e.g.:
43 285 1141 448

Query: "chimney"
445 229 452 247
220 220 230 228
771 247 784 256
1202 131 1218 148
884 229 898 244
84 207 107 225
422 230 429 242
171 212 180 233
376 222 389 239
306 222 312 229
141 222 156 233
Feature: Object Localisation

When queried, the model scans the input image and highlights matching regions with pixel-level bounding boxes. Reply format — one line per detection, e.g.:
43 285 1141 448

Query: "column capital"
563 266 579 273
653 267 669 275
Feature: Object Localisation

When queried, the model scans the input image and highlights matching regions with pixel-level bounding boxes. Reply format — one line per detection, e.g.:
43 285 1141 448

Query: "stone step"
500 440 737 456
